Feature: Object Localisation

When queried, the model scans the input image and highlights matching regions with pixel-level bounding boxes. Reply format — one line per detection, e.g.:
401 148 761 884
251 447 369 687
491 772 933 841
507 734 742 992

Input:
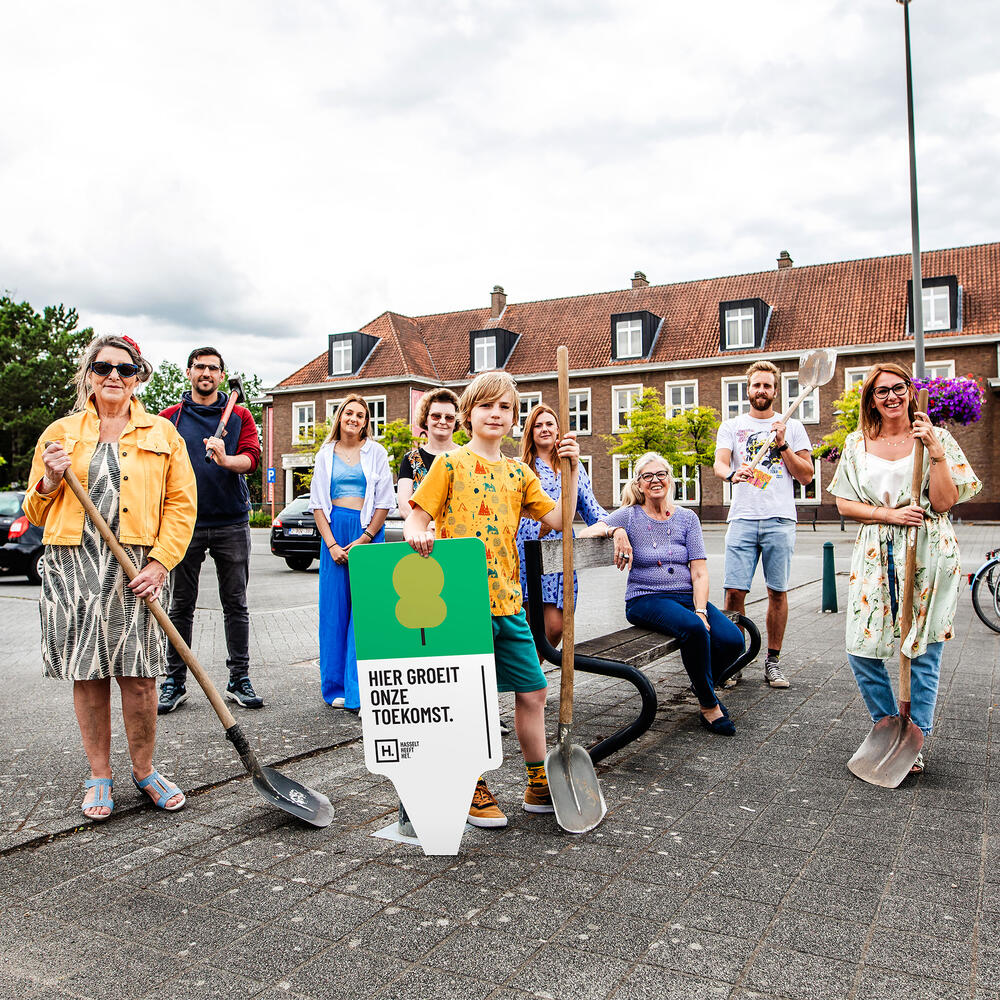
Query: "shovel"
847 388 928 787
544 346 607 834
57 459 335 827
745 347 838 474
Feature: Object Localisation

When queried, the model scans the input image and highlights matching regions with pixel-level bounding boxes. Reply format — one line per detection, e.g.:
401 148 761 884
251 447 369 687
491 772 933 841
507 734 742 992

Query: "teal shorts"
492 609 547 693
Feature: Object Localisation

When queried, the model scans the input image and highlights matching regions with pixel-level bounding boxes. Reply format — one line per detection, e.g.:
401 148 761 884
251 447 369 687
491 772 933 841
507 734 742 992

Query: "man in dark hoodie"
158 348 263 712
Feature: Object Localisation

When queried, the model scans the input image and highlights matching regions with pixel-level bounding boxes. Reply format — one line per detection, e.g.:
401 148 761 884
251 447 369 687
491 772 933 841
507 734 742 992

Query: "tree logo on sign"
393 553 447 645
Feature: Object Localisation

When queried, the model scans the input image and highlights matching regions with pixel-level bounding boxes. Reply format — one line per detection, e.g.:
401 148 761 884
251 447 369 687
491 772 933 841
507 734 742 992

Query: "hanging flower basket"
912 375 986 426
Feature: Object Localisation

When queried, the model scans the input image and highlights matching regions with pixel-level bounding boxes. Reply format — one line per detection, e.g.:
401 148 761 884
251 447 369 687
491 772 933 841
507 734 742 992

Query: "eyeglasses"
192 363 222 373
428 412 456 424
90 361 140 378
638 470 670 483
873 382 909 400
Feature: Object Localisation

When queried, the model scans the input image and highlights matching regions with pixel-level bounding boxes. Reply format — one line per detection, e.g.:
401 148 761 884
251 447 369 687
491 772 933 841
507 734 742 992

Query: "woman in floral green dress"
829 363 981 773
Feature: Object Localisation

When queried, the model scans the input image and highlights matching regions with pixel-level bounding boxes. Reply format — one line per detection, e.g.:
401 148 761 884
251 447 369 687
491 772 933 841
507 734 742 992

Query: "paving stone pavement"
1 524 998 998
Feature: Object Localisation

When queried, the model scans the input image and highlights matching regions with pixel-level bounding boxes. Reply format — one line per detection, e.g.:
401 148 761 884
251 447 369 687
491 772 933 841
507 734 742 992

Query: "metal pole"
900 0 925 378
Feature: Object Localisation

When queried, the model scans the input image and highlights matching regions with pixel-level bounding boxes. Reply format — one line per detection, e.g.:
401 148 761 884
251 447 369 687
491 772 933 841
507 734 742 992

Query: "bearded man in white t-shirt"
713 360 815 689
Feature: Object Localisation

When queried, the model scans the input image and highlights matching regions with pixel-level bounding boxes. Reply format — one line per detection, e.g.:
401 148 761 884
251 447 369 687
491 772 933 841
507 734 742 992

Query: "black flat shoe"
699 711 736 737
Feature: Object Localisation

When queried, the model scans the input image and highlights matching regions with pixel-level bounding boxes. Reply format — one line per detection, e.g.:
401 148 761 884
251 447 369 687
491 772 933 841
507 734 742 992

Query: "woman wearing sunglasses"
23 335 197 819
396 388 461 516
581 452 744 736
829 363 980 775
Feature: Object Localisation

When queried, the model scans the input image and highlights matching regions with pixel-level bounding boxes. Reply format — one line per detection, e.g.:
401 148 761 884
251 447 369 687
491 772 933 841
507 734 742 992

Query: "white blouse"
865 450 913 508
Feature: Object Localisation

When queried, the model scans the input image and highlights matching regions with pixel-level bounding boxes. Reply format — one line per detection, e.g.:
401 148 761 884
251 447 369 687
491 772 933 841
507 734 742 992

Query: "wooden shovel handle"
745 384 813 475
556 346 575 727
57 460 237 729
898 388 928 706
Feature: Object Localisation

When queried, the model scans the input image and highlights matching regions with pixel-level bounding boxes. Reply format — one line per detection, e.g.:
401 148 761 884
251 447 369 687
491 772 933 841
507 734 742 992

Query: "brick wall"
264 344 999 517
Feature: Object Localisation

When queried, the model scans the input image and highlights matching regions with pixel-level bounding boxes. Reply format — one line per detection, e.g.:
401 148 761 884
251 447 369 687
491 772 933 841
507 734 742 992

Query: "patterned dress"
828 427 981 659
40 443 171 680
516 459 608 610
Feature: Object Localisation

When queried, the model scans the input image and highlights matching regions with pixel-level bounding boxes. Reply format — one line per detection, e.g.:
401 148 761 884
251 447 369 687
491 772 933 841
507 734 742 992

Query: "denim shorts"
724 517 796 593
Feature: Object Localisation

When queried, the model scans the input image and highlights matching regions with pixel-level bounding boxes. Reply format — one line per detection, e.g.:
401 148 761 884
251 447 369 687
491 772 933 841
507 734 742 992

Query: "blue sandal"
132 769 186 811
81 778 114 821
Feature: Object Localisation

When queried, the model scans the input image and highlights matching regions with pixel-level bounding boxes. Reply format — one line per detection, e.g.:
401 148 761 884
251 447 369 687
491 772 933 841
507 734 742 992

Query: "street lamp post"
898 0 925 378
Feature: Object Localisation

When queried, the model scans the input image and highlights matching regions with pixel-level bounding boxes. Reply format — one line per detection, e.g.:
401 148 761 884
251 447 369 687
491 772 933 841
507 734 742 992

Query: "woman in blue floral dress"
516 404 608 646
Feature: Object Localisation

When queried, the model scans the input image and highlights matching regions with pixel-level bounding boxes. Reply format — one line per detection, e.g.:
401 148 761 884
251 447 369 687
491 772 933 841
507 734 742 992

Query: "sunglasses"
873 382 909 400
638 470 670 483
428 412 456 423
90 361 140 378
191 362 222 373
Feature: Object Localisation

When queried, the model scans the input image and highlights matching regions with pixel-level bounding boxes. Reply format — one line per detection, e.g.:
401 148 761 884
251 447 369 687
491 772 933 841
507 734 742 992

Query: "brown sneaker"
523 782 555 814
468 778 508 828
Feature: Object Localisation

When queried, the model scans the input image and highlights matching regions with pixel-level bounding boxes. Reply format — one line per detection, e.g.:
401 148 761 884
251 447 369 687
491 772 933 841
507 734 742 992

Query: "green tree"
0 298 93 486
139 360 187 414
815 385 861 461
381 419 416 475
665 405 721 518
604 387 678 463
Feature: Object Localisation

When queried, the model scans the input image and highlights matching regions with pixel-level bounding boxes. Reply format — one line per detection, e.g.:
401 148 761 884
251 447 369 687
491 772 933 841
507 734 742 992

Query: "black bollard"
822 541 838 613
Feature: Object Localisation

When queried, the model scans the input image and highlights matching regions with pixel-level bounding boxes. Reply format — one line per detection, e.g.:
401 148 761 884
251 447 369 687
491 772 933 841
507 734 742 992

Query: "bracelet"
726 471 735 483
930 455 945 465
363 529 374 540
695 608 708 615
327 542 336 551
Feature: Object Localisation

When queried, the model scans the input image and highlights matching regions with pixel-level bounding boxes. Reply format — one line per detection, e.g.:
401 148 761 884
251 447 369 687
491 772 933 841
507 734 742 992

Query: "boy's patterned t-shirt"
411 445 555 615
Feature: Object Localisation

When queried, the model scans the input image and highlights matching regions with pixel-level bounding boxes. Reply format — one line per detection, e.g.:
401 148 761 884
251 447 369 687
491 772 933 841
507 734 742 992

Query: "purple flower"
912 376 985 426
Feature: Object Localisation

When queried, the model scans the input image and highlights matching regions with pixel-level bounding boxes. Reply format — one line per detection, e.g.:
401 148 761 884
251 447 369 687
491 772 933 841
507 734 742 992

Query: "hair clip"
121 334 142 356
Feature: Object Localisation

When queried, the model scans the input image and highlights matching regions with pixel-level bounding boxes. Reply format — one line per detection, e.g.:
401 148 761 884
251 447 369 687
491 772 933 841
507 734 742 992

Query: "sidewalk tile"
286 945 408 1000
553 906 664 961
642 924 754 983
743 945 857 999
421 923 541 980
614 965 731 1000
507 942 632 1000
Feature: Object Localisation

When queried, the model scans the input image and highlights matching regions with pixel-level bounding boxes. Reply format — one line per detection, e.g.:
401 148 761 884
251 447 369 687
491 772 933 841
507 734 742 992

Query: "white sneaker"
330 697 346 708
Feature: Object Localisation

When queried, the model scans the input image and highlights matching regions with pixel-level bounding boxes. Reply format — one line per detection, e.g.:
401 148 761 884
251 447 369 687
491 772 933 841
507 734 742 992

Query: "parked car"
269 496 405 571
0 490 46 584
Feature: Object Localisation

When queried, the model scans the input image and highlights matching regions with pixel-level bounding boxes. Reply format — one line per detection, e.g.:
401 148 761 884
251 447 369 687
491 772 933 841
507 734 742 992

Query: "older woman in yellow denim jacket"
25 334 197 820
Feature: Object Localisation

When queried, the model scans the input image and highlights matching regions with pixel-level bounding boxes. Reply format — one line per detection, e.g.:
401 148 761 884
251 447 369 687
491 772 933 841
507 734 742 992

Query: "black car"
269 496 404 571
0 490 46 584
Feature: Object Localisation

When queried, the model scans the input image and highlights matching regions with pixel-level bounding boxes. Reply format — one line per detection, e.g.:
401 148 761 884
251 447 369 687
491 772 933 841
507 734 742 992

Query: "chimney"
490 285 506 319
777 250 793 270
632 270 649 288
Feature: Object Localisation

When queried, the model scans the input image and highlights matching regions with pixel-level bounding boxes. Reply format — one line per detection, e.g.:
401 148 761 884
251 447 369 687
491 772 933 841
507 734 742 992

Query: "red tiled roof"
275 243 1000 388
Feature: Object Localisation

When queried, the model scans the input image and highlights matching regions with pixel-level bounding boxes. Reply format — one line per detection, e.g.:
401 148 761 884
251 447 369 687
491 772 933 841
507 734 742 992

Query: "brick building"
262 242 1000 520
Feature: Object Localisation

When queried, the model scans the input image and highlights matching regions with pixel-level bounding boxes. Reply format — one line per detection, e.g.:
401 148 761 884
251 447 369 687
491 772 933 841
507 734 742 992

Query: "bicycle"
969 548 1000 633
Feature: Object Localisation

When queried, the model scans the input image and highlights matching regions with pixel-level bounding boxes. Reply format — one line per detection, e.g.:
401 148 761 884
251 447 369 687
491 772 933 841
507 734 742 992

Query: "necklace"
879 430 912 447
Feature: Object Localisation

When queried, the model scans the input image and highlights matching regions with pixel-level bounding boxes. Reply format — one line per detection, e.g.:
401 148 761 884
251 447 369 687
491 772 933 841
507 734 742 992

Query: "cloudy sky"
3 1 998 387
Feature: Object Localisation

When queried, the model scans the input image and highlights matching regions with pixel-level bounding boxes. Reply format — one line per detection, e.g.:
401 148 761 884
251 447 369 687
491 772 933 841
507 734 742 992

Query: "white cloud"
2 0 998 387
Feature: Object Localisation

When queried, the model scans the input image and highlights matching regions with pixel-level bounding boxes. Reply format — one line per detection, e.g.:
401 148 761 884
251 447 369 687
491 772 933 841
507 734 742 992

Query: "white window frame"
330 339 352 376
616 319 642 359
612 384 643 433
365 395 386 439
793 458 822 505
724 307 755 349
922 285 951 331
721 377 751 419
293 401 315 444
578 455 592 481
844 367 868 391
664 379 699 419
915 360 956 380
473 336 497 372
781 372 819 425
568 388 591 436
672 461 700 506
325 398 344 422
513 391 542 438
612 455 634 506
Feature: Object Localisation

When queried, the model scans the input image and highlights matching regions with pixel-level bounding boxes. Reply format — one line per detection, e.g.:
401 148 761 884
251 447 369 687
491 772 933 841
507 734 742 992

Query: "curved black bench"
524 535 761 764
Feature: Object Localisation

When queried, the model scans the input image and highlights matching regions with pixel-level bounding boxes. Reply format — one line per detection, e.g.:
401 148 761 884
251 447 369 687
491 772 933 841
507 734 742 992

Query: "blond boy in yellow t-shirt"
406 371 579 828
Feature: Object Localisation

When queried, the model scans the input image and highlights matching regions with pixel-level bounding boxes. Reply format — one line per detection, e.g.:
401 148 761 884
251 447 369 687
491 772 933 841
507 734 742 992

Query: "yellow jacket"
24 397 197 571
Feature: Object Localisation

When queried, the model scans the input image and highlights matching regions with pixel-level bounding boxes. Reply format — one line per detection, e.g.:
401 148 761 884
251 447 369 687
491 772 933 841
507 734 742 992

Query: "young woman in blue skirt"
310 395 394 710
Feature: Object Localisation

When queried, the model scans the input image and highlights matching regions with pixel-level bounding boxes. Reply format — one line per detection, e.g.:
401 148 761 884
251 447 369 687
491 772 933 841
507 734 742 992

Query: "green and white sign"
349 538 502 855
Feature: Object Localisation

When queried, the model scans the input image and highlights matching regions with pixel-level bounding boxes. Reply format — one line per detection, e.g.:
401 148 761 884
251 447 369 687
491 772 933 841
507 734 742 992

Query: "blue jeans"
625 592 745 709
846 536 943 736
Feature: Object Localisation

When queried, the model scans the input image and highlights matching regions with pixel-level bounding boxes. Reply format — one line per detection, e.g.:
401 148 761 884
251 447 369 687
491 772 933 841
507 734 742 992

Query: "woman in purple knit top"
581 452 744 736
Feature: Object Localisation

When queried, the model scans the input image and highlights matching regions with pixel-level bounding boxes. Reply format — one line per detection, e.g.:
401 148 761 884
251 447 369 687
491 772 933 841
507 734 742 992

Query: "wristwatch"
775 442 789 453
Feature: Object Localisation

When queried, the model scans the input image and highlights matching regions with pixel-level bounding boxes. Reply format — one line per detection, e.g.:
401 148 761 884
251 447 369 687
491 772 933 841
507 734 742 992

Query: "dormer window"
907 275 960 333
330 339 352 375
468 328 518 372
473 336 497 372
610 311 661 361
328 331 379 377
718 298 770 351
616 319 642 358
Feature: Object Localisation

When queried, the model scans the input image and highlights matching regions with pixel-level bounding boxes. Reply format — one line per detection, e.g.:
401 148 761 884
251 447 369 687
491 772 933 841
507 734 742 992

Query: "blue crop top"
330 451 367 500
